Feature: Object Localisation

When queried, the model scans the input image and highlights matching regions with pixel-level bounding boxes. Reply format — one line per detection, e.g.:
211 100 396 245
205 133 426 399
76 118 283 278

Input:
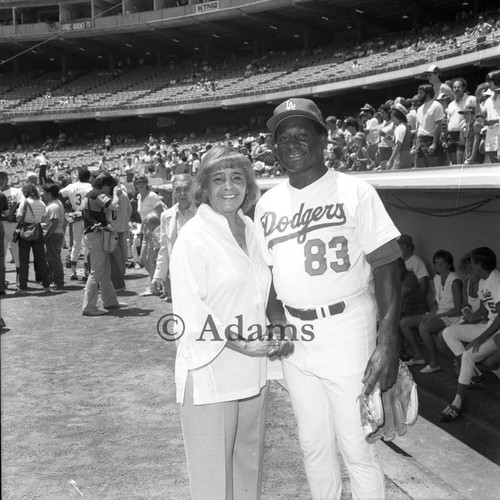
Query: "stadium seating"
1 17 498 120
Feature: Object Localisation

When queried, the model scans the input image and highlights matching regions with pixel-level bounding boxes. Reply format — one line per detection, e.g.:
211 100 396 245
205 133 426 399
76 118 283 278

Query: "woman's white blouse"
434 272 461 315
170 204 282 405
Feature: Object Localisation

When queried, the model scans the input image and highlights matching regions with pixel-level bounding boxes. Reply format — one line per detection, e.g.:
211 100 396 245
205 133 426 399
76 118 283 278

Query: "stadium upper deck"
1 0 499 70
0 6 499 124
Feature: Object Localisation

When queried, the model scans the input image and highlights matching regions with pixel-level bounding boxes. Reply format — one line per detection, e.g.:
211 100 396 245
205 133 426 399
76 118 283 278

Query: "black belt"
285 301 345 321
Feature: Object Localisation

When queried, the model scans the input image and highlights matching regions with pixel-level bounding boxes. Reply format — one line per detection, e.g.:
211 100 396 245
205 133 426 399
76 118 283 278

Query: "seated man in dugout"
440 247 500 422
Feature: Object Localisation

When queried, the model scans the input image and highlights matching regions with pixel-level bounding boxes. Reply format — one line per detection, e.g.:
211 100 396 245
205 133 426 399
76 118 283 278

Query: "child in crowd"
349 132 373 171
329 145 347 171
139 212 161 296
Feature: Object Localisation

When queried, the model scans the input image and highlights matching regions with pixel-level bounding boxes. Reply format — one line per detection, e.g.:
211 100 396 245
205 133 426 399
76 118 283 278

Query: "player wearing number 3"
60 167 92 280
255 98 402 499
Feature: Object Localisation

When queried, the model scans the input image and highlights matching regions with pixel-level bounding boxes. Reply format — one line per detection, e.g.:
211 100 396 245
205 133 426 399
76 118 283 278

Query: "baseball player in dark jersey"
255 98 402 499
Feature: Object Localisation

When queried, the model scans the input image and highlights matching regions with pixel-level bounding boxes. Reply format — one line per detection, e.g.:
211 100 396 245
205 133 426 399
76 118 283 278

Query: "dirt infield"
1 263 408 499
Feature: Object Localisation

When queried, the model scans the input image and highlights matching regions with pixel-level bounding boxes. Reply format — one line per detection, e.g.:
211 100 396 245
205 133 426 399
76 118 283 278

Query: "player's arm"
151 213 170 292
44 211 59 240
418 275 429 298
429 119 443 154
362 241 401 395
466 300 500 353
266 275 287 325
265 270 294 357
108 186 121 210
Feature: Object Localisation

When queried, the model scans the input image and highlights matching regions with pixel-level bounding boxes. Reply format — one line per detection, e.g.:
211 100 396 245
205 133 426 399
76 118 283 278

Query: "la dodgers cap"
267 98 327 134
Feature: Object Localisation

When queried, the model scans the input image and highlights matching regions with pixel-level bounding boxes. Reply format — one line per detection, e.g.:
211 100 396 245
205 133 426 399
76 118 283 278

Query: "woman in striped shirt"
16 183 50 294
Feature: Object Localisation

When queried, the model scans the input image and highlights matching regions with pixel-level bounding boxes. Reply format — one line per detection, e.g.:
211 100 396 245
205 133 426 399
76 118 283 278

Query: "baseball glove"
358 361 418 444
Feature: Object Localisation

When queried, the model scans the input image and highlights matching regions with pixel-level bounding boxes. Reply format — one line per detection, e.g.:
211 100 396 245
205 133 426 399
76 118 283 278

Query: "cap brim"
267 111 326 134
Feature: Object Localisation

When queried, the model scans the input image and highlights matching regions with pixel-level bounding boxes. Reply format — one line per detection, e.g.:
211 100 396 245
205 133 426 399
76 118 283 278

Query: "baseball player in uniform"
254 98 402 499
60 168 92 280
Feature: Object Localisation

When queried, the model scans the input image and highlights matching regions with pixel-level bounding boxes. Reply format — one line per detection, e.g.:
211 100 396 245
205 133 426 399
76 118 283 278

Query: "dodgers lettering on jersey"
254 170 400 308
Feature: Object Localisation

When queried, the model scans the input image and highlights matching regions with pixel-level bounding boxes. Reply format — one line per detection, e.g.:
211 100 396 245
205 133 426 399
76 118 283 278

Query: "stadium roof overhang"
0 0 485 70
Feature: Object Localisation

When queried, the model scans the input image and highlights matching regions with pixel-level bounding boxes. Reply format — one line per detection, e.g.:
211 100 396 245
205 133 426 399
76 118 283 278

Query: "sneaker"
420 364 441 374
49 283 64 291
404 358 426 366
82 309 107 316
139 288 155 297
103 302 127 310
70 275 79 281
439 404 462 422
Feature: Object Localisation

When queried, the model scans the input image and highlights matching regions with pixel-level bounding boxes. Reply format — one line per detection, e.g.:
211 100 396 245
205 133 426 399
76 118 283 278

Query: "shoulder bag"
14 202 43 242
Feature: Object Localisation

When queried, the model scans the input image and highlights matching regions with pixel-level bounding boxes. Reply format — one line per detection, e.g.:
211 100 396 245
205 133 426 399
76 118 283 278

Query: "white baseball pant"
282 291 385 500
70 219 87 263
454 335 499 386
442 323 488 357
3 221 19 267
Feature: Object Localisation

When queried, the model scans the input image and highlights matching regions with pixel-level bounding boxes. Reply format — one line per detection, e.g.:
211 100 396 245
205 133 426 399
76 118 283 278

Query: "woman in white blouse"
170 146 291 500
401 249 463 373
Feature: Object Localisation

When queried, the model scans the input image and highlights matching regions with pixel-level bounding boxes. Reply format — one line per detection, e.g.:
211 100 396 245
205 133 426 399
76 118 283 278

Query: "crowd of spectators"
1 63 499 191
321 66 499 171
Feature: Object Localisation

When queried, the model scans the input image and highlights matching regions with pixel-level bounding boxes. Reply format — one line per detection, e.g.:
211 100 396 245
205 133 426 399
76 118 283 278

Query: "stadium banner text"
62 21 92 32
195 1 219 14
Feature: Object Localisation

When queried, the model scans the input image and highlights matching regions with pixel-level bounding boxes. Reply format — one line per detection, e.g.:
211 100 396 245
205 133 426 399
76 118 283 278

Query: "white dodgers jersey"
254 170 400 308
60 182 92 212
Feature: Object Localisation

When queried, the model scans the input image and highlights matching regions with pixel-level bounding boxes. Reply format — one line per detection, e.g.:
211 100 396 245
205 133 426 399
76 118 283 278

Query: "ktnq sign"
195 1 220 14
